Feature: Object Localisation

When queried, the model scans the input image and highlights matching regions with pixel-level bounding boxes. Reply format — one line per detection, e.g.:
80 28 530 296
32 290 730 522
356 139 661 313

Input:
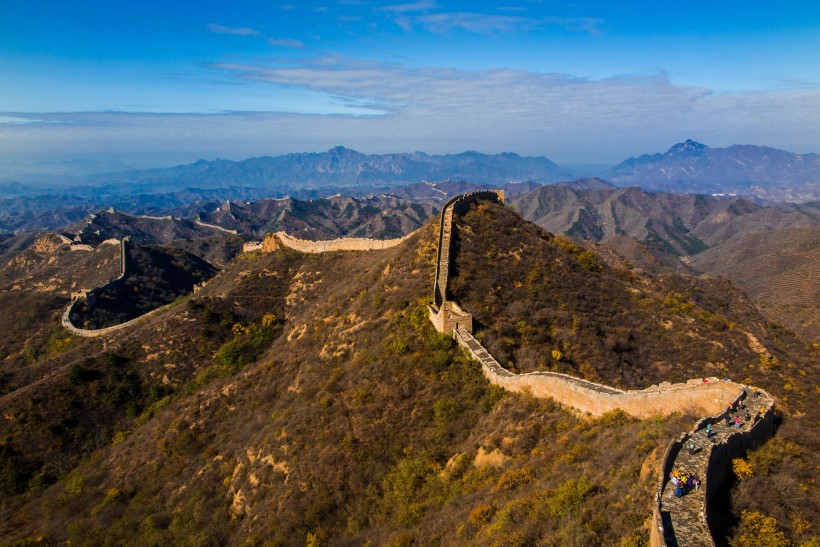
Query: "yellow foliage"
262 313 278 327
469 502 495 525
732 458 754 479
494 468 534 491
104 487 122 502
551 349 563 361
792 514 811 535
731 511 791 547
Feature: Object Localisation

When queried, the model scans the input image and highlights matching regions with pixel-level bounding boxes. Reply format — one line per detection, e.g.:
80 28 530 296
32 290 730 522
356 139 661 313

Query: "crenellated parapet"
432 190 504 309
429 190 504 333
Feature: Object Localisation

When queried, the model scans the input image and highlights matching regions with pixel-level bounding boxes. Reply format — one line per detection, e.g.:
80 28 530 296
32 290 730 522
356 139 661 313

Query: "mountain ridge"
608 139 820 199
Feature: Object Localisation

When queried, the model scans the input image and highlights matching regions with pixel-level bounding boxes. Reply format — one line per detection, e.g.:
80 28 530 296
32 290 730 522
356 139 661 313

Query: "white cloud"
2 57 818 164
267 38 305 48
394 12 539 34
207 23 263 37
0 116 43 125
381 1 439 13
378 6 603 36
209 23 304 49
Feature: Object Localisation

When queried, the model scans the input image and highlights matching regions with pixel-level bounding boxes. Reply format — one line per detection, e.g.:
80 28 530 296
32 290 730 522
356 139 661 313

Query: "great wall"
60 237 177 338
58 192 776 545
427 191 775 547
273 231 416 253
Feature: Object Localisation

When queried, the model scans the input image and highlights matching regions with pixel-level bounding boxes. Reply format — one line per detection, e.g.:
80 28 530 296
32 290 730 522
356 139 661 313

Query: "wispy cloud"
207 23 263 37
381 1 438 13
208 22 304 49
4 57 818 164
383 9 603 36
0 115 42 125
267 38 305 48
205 55 820 155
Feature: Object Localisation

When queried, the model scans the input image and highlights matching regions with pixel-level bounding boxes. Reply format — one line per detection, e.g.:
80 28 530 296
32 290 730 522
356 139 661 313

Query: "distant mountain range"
606 139 820 200
1 141 818 207
511 184 819 340
0 147 571 199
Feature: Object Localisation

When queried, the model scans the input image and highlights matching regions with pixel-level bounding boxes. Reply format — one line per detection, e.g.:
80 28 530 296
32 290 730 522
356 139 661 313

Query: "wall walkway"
431 192 776 547
454 327 743 419
275 230 417 253
194 220 238 234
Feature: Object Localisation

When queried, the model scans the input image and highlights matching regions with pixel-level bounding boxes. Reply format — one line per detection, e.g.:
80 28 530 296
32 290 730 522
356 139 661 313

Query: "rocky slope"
0 203 816 545
197 194 436 240
512 185 820 341
512 185 818 256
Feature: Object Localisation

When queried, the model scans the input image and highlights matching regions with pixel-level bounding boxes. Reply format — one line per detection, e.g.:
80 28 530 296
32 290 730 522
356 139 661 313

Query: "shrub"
387 337 409 356
731 511 790 547
494 468 534 491
732 458 754 479
576 250 602 272
433 398 460 427
546 477 595 518
214 315 282 368
381 453 442 526
469 502 496 525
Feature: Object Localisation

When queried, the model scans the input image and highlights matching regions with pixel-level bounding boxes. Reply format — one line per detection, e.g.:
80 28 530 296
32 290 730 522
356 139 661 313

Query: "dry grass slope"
0 205 816 546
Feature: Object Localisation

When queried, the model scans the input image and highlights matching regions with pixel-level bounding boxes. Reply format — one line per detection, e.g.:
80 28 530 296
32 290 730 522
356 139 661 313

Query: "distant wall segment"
274 231 417 253
60 237 155 338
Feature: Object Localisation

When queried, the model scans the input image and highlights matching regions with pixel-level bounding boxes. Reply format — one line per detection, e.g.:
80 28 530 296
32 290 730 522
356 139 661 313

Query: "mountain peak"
667 139 707 156
327 145 358 155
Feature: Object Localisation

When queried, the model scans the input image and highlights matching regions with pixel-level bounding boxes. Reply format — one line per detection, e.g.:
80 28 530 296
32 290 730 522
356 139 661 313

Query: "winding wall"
431 190 505 307
430 192 776 547
56 192 777 544
194 220 239 234
454 327 743 419
60 237 170 338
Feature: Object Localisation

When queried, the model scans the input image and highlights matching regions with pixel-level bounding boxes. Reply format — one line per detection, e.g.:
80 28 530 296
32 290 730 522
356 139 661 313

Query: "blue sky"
1 0 819 166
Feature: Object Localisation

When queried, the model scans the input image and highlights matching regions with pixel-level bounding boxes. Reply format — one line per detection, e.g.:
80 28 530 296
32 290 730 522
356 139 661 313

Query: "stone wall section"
455 327 742 419
61 298 173 338
431 190 505 309
430 191 776 547
61 237 140 337
195 220 238 234
651 389 774 546
274 230 417 253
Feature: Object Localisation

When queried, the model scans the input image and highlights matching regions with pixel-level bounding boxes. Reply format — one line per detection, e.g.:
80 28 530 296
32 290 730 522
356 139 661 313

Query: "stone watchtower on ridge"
428 190 504 336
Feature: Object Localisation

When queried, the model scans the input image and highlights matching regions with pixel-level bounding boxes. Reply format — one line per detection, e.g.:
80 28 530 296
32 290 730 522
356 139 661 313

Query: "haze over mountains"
1 140 818 207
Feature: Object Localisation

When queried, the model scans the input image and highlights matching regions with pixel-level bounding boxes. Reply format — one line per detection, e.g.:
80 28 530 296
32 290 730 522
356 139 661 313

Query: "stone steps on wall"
657 391 774 546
